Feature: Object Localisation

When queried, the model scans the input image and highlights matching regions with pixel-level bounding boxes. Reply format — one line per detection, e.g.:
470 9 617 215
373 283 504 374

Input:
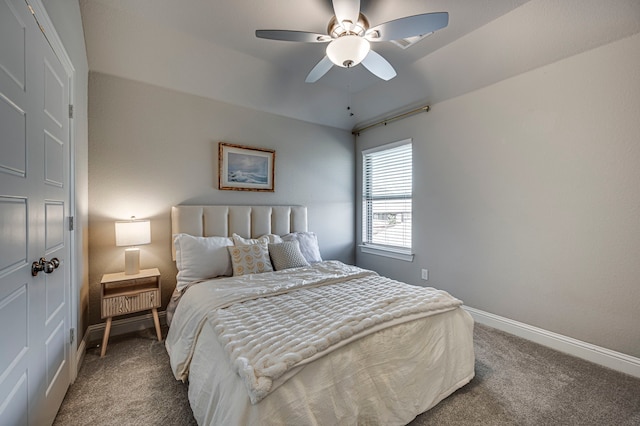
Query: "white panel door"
0 0 71 424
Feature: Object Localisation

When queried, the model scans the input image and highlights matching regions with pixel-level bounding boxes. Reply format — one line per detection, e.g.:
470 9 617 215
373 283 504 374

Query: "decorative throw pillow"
228 242 273 276
174 234 233 291
232 233 283 246
268 241 310 271
281 232 322 264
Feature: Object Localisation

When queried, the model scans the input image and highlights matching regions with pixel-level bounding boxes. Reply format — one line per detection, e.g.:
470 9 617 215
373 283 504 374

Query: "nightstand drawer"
101 288 160 318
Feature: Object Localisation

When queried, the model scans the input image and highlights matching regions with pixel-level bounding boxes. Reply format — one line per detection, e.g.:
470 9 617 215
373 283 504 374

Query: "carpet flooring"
53 323 640 425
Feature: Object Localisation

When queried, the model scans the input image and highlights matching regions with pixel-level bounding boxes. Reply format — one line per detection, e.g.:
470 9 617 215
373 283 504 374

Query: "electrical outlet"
421 269 428 280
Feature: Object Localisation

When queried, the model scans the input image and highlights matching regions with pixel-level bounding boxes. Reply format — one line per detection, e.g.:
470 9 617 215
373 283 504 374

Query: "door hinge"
69 104 74 119
70 328 75 345
68 216 74 231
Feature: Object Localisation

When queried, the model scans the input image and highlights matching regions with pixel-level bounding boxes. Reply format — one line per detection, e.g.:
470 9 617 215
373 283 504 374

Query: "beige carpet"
54 323 640 425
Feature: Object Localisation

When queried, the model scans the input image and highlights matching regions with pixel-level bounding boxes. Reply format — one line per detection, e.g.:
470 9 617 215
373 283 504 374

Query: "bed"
165 205 475 425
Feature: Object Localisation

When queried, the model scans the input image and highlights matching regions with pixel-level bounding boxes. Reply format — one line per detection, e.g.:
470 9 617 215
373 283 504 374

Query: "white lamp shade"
115 220 151 247
326 35 370 68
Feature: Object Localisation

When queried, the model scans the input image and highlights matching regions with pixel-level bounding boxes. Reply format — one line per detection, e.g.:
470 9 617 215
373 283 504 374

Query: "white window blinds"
362 140 412 251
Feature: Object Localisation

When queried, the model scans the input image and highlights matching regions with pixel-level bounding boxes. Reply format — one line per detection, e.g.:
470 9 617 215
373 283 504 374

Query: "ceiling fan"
256 0 448 83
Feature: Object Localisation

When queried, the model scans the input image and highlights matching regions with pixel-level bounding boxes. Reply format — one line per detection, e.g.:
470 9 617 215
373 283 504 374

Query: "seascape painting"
218 142 275 191
227 152 268 184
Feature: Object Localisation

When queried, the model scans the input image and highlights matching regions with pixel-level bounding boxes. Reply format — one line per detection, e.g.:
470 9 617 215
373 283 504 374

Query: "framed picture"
218 142 275 192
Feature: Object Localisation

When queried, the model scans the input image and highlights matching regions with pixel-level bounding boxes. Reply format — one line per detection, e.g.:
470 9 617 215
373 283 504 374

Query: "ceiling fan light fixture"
326 35 370 68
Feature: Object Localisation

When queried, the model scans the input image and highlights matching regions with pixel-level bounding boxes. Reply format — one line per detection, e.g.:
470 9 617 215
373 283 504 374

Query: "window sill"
359 245 414 262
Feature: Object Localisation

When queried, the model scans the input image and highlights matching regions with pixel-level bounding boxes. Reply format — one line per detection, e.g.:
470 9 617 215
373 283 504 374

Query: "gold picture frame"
218 142 275 192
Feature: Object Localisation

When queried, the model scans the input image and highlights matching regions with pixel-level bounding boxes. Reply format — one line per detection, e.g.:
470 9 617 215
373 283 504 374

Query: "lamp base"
124 248 140 275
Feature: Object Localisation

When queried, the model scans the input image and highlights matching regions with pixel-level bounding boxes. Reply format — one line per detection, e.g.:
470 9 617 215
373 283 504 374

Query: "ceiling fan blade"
361 50 396 81
366 12 448 42
332 0 360 30
305 56 334 83
256 30 331 43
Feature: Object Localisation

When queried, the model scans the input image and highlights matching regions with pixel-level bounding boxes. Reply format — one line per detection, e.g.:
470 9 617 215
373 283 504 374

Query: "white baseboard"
86 311 167 348
464 306 640 379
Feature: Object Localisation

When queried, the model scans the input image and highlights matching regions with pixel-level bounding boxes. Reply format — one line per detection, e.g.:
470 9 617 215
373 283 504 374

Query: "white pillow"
281 232 322 264
228 242 273 276
174 234 233 291
232 233 283 245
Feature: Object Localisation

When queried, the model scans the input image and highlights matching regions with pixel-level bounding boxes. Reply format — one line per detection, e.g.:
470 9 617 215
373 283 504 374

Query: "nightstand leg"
101 317 112 357
152 307 162 342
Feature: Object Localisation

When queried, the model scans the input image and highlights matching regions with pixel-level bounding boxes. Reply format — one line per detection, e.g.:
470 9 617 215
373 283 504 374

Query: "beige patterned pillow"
232 233 282 246
228 242 273 276
268 241 309 271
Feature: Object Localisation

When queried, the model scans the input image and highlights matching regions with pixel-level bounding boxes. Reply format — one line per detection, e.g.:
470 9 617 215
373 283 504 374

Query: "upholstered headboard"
170 205 308 260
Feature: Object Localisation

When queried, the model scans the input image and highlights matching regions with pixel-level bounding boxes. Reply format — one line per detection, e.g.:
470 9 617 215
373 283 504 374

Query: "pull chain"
347 70 354 117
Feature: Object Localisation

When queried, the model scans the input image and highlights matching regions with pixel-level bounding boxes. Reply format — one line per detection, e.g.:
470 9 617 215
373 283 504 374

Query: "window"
362 139 412 260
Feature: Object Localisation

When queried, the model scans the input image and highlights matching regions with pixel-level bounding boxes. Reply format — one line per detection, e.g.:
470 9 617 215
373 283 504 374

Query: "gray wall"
88 72 355 326
356 33 640 358
43 0 90 345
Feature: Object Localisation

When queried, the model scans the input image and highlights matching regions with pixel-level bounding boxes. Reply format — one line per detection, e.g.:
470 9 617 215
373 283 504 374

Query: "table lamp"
115 217 151 275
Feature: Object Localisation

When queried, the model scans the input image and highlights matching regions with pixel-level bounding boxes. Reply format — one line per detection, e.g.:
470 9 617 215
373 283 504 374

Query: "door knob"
31 257 60 276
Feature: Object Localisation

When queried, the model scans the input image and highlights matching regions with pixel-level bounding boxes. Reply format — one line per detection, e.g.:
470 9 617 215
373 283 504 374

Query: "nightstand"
100 268 162 357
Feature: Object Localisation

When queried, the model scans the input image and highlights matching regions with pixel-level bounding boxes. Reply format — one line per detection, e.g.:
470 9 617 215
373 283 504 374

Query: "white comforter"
166 261 463 404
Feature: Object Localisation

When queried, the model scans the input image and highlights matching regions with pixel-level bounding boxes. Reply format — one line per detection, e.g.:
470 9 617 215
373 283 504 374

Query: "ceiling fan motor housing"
328 13 370 38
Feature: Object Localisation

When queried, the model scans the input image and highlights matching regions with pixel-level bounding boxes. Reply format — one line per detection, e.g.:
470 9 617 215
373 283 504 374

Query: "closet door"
0 0 71 424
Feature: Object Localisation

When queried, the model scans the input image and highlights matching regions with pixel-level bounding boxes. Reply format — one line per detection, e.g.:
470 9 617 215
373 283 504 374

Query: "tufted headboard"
170 205 308 260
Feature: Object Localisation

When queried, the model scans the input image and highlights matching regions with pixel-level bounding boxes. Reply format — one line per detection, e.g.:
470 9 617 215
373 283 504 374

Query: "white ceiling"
79 0 640 130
